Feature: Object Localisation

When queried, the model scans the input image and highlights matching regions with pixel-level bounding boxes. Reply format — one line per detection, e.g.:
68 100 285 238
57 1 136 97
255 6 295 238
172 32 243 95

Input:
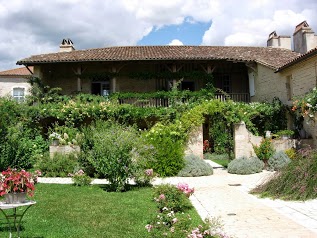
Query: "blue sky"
138 18 211 45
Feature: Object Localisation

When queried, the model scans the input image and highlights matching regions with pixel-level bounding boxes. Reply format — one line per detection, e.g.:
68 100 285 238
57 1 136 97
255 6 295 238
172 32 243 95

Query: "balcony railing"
215 93 250 103
117 93 250 107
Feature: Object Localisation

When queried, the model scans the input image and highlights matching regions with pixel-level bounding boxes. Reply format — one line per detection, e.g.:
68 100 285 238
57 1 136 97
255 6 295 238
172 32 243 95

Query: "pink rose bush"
147 183 231 237
177 183 194 197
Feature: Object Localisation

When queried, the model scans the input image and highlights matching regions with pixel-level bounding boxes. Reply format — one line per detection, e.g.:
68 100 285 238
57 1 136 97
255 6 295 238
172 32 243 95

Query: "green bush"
37 153 79 177
70 170 92 186
131 137 158 186
86 120 139 191
284 148 297 160
153 184 193 212
146 207 192 238
145 123 185 177
268 151 291 171
0 123 48 170
177 154 213 177
228 156 264 175
251 151 317 200
253 138 275 161
209 115 232 154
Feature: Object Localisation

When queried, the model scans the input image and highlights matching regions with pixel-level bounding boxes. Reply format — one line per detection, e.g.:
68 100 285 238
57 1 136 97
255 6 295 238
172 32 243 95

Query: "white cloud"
0 0 317 70
168 39 184 45
202 0 317 46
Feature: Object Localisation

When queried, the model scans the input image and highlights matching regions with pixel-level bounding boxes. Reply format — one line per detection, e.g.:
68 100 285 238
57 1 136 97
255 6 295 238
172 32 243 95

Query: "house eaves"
17 45 299 71
0 66 33 76
275 47 317 72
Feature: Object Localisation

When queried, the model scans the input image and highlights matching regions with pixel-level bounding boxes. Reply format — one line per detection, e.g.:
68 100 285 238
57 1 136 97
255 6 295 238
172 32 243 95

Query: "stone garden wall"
234 122 297 159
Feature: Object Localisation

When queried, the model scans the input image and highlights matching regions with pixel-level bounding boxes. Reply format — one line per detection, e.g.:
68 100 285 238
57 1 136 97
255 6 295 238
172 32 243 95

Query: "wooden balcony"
117 93 250 107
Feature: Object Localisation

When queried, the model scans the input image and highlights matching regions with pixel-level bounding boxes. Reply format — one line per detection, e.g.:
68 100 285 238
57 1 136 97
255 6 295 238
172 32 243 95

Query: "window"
12 87 25 102
286 75 293 100
181 81 195 91
91 81 110 97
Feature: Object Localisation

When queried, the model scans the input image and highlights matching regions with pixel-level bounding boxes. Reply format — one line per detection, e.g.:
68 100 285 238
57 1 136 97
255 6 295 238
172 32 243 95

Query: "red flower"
0 168 38 197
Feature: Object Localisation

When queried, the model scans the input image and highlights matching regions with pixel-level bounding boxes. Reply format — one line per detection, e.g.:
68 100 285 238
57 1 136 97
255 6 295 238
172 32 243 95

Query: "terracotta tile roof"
16 46 299 70
294 20 309 34
276 47 317 72
0 66 33 76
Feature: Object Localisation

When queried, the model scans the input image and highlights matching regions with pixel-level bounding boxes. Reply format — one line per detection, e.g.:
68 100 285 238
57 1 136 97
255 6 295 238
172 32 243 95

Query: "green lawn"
0 184 202 238
211 159 229 168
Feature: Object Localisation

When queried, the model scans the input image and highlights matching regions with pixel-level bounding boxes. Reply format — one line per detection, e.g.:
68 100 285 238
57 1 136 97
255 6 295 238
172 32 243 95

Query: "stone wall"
251 64 288 104
234 122 296 159
281 56 317 98
234 122 262 158
185 126 203 159
303 116 317 148
49 145 80 158
0 77 30 97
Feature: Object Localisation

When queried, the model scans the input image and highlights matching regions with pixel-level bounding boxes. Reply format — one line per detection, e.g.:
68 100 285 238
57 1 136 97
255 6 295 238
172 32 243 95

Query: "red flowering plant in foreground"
0 168 40 197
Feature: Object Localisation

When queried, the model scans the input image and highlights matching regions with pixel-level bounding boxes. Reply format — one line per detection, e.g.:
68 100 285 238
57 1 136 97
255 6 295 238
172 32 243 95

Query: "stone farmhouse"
16 41 298 103
15 21 317 148
0 66 33 102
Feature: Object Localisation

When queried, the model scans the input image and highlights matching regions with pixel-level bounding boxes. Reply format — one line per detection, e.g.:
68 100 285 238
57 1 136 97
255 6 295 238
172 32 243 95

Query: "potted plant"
0 168 40 204
49 132 62 146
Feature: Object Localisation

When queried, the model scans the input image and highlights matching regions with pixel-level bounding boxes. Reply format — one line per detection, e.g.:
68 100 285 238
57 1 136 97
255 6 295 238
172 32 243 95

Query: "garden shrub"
251 151 317 200
153 184 193 212
146 207 193 238
267 151 291 171
48 123 83 146
0 123 48 170
69 169 92 186
131 138 157 187
209 116 232 154
37 152 79 177
284 148 296 159
86 120 139 191
145 122 185 177
177 154 213 177
227 156 264 175
253 138 275 161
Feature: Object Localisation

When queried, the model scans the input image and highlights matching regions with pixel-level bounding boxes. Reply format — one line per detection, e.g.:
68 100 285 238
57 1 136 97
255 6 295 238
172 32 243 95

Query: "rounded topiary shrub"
267 151 291 171
227 156 264 175
177 154 213 177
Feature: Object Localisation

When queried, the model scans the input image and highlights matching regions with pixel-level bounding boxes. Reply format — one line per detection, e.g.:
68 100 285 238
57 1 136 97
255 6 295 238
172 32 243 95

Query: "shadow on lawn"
98 184 153 192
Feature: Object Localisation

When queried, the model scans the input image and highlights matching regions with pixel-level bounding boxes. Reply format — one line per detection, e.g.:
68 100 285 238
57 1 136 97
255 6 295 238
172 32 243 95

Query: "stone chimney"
293 21 317 54
59 38 75 52
267 31 291 50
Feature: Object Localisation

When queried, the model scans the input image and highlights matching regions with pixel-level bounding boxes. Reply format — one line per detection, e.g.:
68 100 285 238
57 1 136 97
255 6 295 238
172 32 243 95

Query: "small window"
286 75 293 100
12 87 25 102
91 81 110 97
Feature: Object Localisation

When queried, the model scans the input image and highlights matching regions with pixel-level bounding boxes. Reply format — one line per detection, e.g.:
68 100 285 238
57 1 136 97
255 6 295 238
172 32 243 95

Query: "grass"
251 151 317 200
0 184 202 238
204 153 230 168
211 159 229 168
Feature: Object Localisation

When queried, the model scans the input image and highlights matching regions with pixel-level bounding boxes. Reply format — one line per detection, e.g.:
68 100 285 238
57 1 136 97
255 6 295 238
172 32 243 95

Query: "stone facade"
234 122 296 159
49 145 80 158
250 64 288 104
280 55 317 99
234 122 262 159
0 76 30 98
185 126 203 159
